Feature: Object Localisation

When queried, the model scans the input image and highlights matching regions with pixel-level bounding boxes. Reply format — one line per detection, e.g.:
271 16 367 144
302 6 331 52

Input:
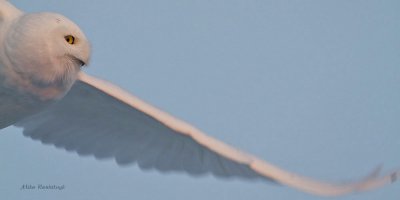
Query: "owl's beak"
77 59 86 67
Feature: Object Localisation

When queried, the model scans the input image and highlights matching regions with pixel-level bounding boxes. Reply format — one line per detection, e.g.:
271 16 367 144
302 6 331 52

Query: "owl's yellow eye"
64 35 75 44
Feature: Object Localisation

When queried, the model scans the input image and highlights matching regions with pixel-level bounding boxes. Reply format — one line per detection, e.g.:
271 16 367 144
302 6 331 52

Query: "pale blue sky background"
1 0 399 199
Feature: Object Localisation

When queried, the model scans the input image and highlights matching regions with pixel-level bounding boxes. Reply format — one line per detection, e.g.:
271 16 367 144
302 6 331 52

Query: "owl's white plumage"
0 1 87 127
0 2 89 100
4 12 89 87
0 0 398 196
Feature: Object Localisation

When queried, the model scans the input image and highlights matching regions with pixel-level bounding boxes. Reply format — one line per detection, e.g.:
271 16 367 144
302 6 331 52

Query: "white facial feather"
0 4 90 99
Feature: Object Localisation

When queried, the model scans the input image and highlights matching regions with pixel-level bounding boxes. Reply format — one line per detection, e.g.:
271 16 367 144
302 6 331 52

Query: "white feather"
0 1 398 197
15 72 400 196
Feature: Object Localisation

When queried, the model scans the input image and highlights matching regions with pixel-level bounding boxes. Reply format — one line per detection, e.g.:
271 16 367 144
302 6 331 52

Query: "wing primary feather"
15 72 398 197
76 72 400 196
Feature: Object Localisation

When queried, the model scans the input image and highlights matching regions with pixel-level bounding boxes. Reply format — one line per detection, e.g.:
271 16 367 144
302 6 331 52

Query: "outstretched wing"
16 72 399 196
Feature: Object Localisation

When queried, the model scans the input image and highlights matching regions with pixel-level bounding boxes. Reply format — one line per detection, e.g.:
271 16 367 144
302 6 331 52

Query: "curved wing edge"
78 72 399 196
